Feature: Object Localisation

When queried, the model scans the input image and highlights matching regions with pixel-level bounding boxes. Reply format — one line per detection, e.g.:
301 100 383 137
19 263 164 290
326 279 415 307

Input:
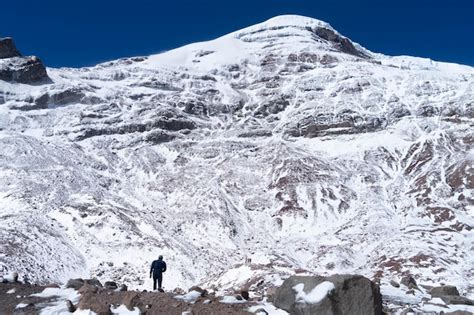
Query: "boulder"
431 285 460 297
66 300 76 312
66 278 85 290
104 281 118 290
119 284 128 292
241 289 250 300
84 278 103 288
390 280 400 288
0 56 48 83
274 274 382 315
400 275 417 288
0 38 21 59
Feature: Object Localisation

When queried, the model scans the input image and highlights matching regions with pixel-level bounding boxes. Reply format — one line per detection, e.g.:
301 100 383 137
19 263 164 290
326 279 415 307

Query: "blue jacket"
150 259 167 276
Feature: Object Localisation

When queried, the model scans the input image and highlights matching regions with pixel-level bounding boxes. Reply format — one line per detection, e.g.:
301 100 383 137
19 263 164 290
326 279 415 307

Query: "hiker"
150 255 167 291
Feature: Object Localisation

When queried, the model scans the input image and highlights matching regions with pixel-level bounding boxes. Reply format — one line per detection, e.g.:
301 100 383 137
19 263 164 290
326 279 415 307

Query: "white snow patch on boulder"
293 281 335 304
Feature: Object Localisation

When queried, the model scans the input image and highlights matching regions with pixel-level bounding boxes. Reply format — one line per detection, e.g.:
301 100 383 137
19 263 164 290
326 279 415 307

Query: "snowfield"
0 14 473 307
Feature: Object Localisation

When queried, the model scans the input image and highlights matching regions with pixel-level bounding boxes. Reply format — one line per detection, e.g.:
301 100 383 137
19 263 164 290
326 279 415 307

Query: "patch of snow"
15 303 28 309
220 295 248 304
248 303 290 315
3 272 17 283
175 290 202 303
111 305 140 315
7 288 16 294
30 287 81 315
293 281 335 304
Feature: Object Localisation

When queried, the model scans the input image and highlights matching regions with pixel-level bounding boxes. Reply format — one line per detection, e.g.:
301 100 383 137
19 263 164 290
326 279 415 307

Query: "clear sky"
1 0 473 68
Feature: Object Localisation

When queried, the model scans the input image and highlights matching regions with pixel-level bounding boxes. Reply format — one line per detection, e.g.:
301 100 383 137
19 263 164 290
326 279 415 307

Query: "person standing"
150 255 167 291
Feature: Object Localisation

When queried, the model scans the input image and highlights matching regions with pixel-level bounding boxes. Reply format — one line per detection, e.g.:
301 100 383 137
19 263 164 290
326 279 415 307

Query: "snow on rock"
175 290 202 303
111 305 140 315
15 303 28 309
29 287 81 315
293 281 335 304
220 295 248 304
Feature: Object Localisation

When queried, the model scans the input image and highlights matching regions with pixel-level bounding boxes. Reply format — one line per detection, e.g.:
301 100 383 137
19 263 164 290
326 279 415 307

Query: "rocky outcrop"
274 274 383 315
431 285 460 297
0 38 48 83
311 27 368 58
429 285 474 306
0 56 48 83
0 38 21 59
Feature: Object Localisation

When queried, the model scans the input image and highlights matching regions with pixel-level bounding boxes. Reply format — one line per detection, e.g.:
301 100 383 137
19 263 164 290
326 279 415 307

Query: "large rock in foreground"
274 274 383 315
0 38 21 59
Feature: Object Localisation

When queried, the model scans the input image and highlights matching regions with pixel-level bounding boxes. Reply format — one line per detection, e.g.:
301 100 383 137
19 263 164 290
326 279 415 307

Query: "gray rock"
84 278 103 288
431 285 460 297
119 284 128 291
311 27 368 58
0 56 48 83
400 275 417 288
440 295 474 305
66 278 85 290
104 281 118 290
390 280 400 288
66 300 76 312
241 289 250 300
274 274 382 315
0 38 21 59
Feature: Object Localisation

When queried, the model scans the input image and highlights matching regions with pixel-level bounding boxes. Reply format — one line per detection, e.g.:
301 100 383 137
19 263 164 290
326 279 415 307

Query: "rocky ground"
1 273 474 314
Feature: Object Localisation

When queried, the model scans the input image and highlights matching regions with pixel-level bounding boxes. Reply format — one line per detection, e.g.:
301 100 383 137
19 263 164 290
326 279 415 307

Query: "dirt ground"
0 282 58 315
0 282 254 315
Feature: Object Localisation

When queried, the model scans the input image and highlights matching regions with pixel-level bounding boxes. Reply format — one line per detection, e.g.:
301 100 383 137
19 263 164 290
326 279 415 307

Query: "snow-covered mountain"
0 15 473 299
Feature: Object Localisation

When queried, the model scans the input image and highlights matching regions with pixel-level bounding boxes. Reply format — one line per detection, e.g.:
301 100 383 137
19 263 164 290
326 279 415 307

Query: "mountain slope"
0 15 473 299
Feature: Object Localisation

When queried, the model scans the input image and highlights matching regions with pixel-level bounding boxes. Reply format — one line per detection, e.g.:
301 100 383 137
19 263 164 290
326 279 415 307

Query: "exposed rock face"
274 274 383 315
0 38 21 59
0 37 48 83
0 56 48 83
430 285 460 297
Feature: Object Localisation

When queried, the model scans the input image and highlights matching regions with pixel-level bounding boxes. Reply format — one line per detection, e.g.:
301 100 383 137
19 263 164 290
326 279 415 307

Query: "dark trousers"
153 273 163 290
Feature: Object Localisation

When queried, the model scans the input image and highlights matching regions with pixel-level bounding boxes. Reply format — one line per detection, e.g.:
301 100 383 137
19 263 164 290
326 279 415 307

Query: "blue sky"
1 0 473 67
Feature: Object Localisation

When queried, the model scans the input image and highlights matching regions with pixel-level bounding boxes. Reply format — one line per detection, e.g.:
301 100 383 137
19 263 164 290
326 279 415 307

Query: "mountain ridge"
0 15 473 309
